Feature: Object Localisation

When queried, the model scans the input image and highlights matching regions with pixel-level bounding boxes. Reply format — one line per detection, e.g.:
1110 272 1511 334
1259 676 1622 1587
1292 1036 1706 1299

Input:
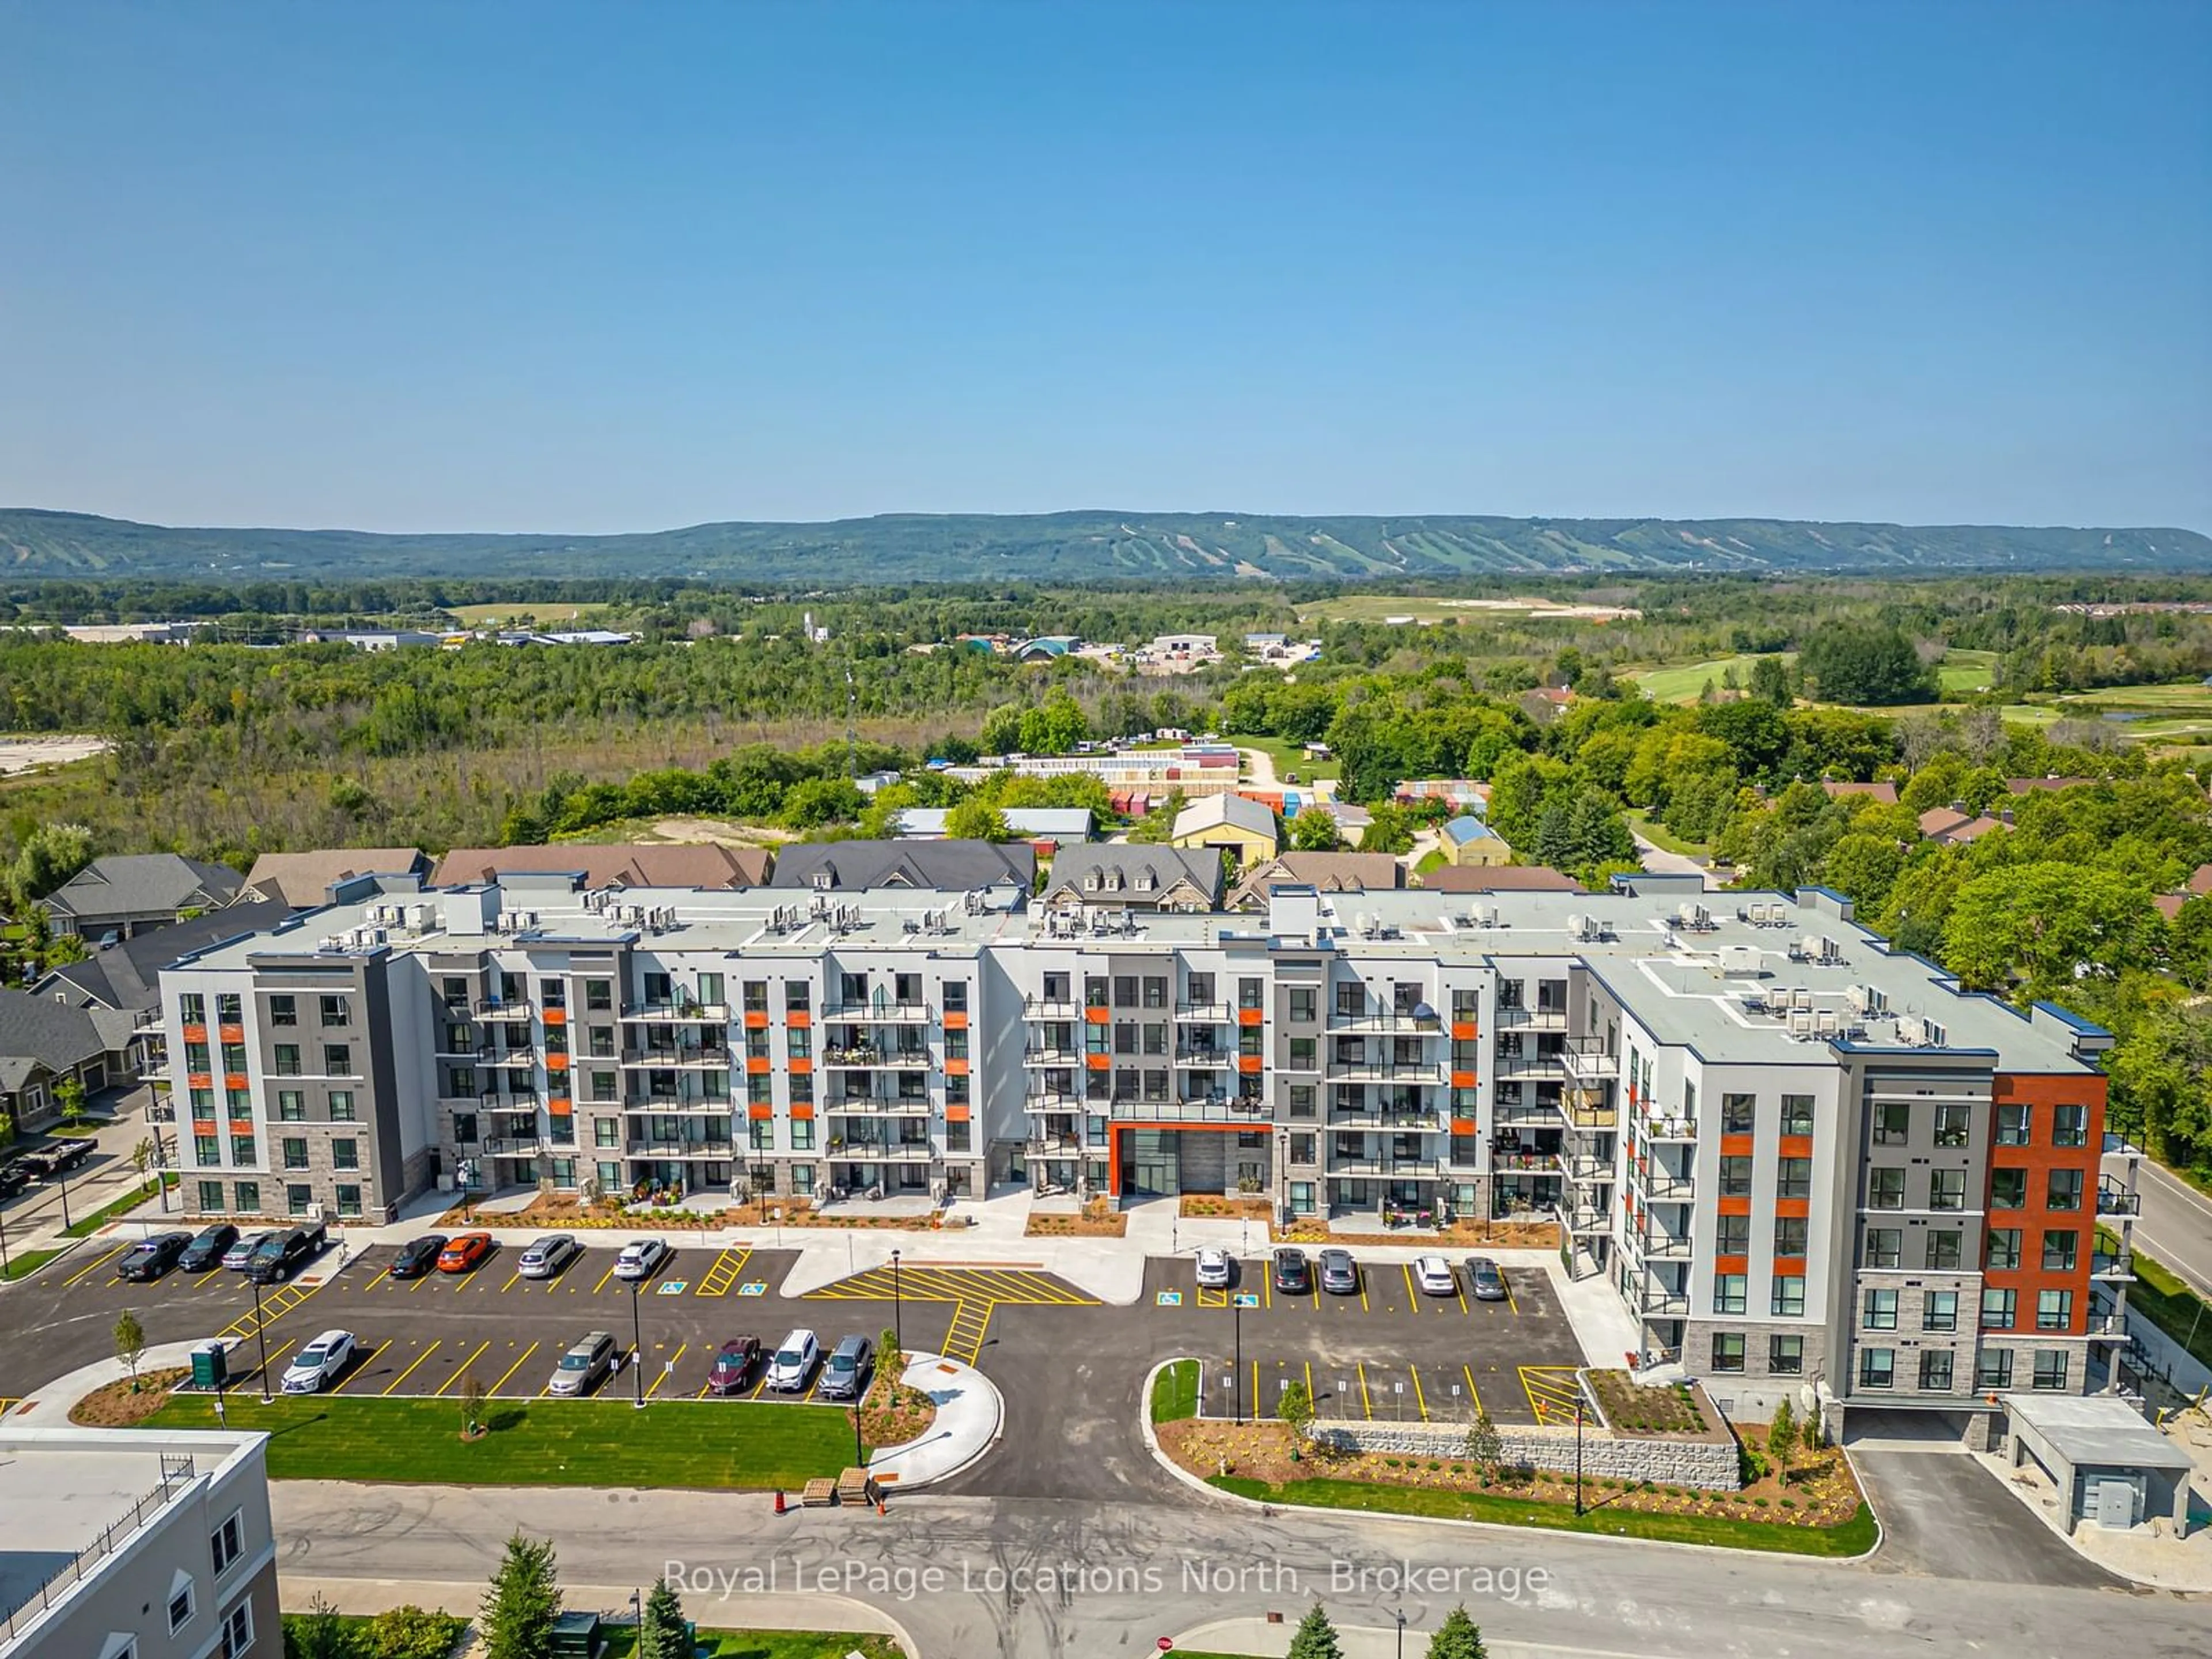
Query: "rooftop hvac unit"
1816 1009 1839 1037
1896 1015 1928 1047
523 910 539 929
1789 1010 1815 1039
410 904 433 930
1923 1019 1947 1048
1791 987 1813 1012
1720 944 1762 976
1468 903 1498 928
1846 983 1887 1016
1566 913 1593 942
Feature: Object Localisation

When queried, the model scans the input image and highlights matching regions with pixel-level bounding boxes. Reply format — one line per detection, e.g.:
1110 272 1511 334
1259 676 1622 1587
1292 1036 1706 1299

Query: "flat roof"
2003 1392 2194 1471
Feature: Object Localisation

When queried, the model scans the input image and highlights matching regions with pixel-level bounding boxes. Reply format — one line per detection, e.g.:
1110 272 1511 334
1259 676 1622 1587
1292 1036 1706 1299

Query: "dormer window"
1136 871 1156 892
810 872 832 891
1084 873 1100 892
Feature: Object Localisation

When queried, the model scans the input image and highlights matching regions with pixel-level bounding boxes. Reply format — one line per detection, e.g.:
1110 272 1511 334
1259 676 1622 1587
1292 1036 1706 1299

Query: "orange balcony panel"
1237 1054 1264 1074
546 1053 570 1073
1085 1007 1112 1025
946 1104 972 1123
1086 1054 1112 1072
747 1102 773 1120
223 1073 249 1092
789 1056 812 1076
1720 1134 1755 1158
1713 1254 1749 1277
945 1058 969 1077
1450 1021 1479 1041
1450 1116 1477 1136
745 1056 772 1076
1771 1255 1806 1277
1717 1195 1752 1217
541 1007 567 1028
218 1024 244 1044
943 1011 969 1031
1778 1135 1815 1160
790 1102 814 1121
1237 1007 1265 1027
743 1011 771 1030
1450 1070 1478 1090
546 1097 573 1117
181 1024 207 1044
187 1073 214 1090
226 1122 255 1138
787 1010 812 1030
1775 1197 1810 1219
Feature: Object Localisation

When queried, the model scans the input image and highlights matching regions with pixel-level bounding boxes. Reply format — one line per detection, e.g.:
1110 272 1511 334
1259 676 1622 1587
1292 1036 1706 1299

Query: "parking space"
1142 1255 1580 1426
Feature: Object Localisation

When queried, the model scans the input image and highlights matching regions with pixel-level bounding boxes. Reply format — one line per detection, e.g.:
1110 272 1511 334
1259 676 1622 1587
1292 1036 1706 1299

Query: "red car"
706 1336 763 1395
437 1231 494 1274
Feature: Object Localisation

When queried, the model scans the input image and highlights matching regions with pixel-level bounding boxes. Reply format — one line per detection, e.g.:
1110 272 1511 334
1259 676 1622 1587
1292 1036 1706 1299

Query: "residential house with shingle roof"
42 854 246 940
432 843 771 891
0 988 141 1132
768 840 1035 893
1821 781 1899 805
1227 852 1403 911
1041 846 1222 912
245 847 431 909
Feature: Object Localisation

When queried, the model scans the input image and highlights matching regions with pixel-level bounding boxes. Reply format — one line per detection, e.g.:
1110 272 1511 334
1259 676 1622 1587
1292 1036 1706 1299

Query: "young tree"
459 1371 487 1437
478 1531 562 1659
1464 1410 1503 1480
114 1308 146 1391
1767 1398 1797 1471
1278 1378 1315 1450
284 1592 360 1659
1285 1603 1343 1659
55 1075 87 1130
1425 1605 1488 1659
1127 788 1185 844
637 1576 688 1659
944 797 1012 842
1286 806 1342 852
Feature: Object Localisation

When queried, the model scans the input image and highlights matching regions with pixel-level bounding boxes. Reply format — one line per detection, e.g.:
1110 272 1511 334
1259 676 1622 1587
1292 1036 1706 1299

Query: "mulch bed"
859 1362 939 1446
1273 1218 1561 1248
70 1368 191 1428
1586 1369 1714 1435
1025 1209 1128 1237
1157 1418 1862 1529
1180 1195 1274 1220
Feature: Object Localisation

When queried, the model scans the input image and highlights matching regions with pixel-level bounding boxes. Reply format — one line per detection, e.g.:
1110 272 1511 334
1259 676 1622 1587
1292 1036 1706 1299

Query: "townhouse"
154 867 2131 1427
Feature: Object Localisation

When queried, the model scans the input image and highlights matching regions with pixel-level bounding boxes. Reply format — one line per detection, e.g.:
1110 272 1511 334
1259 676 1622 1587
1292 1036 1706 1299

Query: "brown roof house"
433 843 771 889
1228 852 1404 910
1917 808 2008 846
246 847 431 908
1417 865 1587 895
1821 781 1899 805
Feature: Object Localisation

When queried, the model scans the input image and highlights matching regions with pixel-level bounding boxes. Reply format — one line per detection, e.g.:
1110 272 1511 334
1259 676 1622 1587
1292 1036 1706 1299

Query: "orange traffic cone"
773 1488 786 1516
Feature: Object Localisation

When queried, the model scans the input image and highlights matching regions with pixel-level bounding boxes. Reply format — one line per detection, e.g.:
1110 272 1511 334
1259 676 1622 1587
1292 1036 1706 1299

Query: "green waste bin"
549 1611 600 1658
190 1342 228 1391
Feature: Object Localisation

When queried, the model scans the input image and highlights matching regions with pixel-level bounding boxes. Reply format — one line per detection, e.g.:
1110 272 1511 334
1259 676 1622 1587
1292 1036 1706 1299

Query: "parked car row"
1191 1247 1507 1302
115 1221 327 1285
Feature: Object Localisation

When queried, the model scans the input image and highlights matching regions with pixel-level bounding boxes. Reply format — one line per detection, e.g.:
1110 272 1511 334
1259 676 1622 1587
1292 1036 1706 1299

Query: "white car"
1194 1247 1233 1289
1413 1254 1457 1296
766 1328 820 1392
281 1330 357 1395
612 1238 670 1282
517 1234 580 1280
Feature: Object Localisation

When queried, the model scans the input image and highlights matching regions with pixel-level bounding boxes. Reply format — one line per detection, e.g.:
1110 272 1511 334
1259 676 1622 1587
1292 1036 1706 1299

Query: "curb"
869 1351 1005 1491
1139 1355 1886 1563
0 1233 88 1290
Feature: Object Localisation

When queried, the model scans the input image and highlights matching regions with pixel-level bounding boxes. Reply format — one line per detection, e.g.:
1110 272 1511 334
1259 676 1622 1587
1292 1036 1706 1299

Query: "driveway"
1630 829 1715 889
1850 1442 2122 1588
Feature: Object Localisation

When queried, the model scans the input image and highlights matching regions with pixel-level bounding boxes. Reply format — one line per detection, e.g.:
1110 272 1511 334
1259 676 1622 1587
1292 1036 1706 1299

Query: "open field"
0 733 111 774
442 601 618 627
1937 649 1998 694
1627 655 1779 703
1234 733 1339 786
1294 593 1638 626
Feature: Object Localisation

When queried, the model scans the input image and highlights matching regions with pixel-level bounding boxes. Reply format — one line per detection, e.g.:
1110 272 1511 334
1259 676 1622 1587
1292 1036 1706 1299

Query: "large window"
1933 1103 1971 1147
2032 1350 2069 1391
2041 1228 2079 1272
1770 1275 1805 1317
1990 1168 2028 1209
1987 1227 2022 1270
1858 1348 1894 1389
1862 1287 1899 1331
1719 1156 1752 1198
1981 1287 2017 1330
1710 1332 1745 1373
2036 1289 2074 1331
1716 1214 1750 1255
1865 1228 1902 1268
1768 1335 1804 1375
1976 1349 2013 1390
2052 1104 2088 1147
1868 1166 1906 1209
1774 1215 1808 1256
2046 1169 2084 1211
1918 1350 1955 1392
1995 1103 2031 1146
1715 1274 1747 1315
1873 1103 1910 1145
211 1510 243 1573
1929 1169 1967 1211
1778 1157 1812 1200
1923 1290 1959 1332
1721 1093 1756 1134
1780 1094 1815 1137
1926 1229 1963 1270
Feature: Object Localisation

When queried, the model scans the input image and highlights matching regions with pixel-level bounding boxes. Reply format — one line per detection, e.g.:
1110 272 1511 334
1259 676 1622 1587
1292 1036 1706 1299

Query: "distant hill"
2 506 2206 583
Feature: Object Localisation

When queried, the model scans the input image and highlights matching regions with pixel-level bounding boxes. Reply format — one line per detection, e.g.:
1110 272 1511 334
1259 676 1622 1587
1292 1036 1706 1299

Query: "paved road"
1629 830 1714 889
268 1483 2204 1658
2134 1160 2212 1300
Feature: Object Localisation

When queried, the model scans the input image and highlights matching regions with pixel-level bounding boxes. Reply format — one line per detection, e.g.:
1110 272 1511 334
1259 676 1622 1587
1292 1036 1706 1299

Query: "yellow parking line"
498 1269 522 1294
488 1342 540 1396
647 1343 687 1397
1505 1276 1519 1315
1251 1360 1261 1414
591 1262 619 1294
63 1244 131 1289
380 1339 444 1395
328 1343 388 1395
1410 1363 1430 1421
434 1340 494 1395
1261 1274 1272 1311
1402 1262 1417 1305
1463 1363 1483 1418
1455 1278 1469 1316
1304 1360 1315 1410
1358 1273 1370 1314
1357 1361 1373 1419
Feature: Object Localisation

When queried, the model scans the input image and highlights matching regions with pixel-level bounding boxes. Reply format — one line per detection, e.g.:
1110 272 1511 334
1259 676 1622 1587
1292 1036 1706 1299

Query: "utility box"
548 1611 600 1658
190 1341 228 1391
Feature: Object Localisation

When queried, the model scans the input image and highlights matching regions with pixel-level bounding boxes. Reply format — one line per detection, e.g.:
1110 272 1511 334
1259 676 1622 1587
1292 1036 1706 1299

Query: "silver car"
1317 1248 1359 1295
548 1331 617 1396
517 1234 580 1280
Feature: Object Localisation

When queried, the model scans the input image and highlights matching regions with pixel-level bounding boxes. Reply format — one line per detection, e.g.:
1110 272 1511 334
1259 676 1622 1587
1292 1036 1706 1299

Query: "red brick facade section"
1985 1071 2107 1336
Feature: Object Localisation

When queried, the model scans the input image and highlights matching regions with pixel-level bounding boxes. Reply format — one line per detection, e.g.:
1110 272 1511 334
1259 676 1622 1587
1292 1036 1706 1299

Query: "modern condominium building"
155 866 2132 1421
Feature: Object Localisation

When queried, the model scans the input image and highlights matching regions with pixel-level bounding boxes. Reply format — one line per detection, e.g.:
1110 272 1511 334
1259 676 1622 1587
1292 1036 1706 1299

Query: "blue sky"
2 0 2207 533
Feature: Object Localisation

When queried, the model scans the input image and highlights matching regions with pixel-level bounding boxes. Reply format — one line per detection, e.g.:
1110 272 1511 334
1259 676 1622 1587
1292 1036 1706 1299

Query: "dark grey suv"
819 1334 876 1401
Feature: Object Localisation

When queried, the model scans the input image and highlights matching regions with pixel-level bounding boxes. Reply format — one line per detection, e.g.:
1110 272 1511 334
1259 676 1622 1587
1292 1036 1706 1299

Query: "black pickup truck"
245 1221 328 1285
15 1140 94 1183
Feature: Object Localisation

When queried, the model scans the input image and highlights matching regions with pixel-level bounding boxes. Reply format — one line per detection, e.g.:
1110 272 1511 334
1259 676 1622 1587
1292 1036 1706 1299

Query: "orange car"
437 1231 494 1274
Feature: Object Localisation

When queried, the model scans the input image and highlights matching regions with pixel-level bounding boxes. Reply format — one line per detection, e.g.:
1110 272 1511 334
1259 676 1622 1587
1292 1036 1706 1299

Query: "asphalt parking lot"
1140 1253 1580 1426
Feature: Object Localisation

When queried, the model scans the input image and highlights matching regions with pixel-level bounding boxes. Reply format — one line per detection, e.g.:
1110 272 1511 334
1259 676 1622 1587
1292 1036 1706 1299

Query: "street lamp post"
1574 1398 1586 1516
55 1169 71 1233
631 1279 646 1408
1232 1297 1244 1426
891 1248 903 1355
252 1278 272 1403
1393 1608 1406 1658
0 1195 12 1278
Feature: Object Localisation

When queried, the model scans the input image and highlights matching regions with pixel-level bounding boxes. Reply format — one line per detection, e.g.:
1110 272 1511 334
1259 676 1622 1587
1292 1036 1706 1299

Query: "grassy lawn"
2121 1243 2212 1372
144 1393 859 1490
1210 1475 1878 1557
1151 1359 1199 1424
1627 654 1778 704
593 1626 902 1659
1 1247 65 1282
1624 810 1707 858
1232 733 1339 787
444 600 615 628
62 1176 179 1237
1414 849 1448 875
1937 649 1998 695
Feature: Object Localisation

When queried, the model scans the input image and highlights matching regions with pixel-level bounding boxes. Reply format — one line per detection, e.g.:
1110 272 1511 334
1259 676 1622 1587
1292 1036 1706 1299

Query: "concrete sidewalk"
869 1351 1002 1488
279 1575 918 1656
1175 1615 1622 1657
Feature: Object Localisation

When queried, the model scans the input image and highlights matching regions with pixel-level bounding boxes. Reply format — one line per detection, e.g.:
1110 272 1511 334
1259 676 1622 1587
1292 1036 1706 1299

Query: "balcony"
1637 1231 1693 1259
1024 1045 1080 1067
482 1135 550 1157
626 1138 733 1159
624 1090 726 1111
474 997 533 1018
1324 1009 1444 1035
1639 1168 1695 1201
622 1001 732 1022
1639 1112 1699 1142
830 1141 935 1162
1491 1053 1565 1080
1175 1001 1232 1023
824 1001 933 1024
1025 1088 1084 1113
1493 1098 1563 1126
1176 1047 1234 1069
1641 1287 1691 1316
828 1095 933 1115
1492 1148 1565 1175
622 1042 730 1066
1330 1060 1446 1086
1024 997 1078 1021
2090 1251 2136 1282
2085 1313 2128 1339
1563 1206 1610 1234
823 1046 929 1070
1496 1005 1568 1030
1330 1108 1442 1132
1105 1096 1272 1124
1563 1156 1615 1185
2096 1177 2141 1217
1028 1131 1084 1156
1561 1040 1619 1081
1331 1157 1443 1178
1563 1091 1618 1130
